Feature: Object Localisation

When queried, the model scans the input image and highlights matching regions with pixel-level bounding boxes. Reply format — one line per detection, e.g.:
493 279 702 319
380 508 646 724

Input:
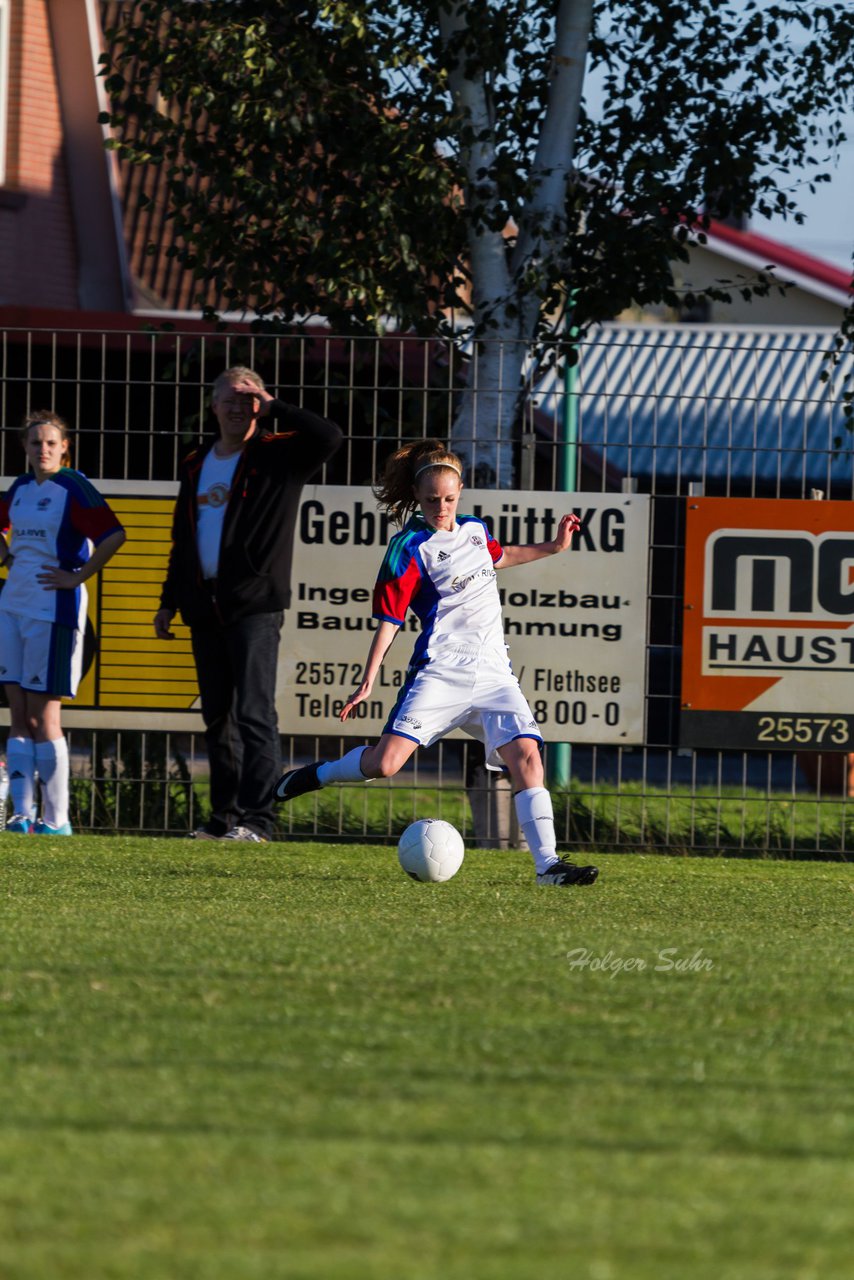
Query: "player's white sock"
317 747 370 785
35 738 70 828
514 786 560 874
7 736 36 819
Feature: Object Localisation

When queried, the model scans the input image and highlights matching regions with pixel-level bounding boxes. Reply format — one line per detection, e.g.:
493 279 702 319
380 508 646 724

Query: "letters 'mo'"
709 533 854 617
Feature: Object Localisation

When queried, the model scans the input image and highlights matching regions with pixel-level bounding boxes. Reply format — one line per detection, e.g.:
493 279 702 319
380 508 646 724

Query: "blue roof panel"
535 326 854 493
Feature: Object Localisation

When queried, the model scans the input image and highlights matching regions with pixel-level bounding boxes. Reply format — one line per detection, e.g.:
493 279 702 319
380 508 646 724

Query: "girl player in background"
276 438 599 887
0 412 125 835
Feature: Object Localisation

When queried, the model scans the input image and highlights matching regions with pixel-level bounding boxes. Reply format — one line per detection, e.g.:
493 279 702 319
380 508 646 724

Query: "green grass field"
0 835 852 1279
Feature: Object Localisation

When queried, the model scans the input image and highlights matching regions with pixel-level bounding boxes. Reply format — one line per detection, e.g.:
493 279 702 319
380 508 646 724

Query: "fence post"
465 747 527 850
519 431 537 490
547 331 580 792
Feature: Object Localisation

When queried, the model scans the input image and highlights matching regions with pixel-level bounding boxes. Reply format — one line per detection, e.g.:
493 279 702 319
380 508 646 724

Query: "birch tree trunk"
450 340 527 487
440 0 593 486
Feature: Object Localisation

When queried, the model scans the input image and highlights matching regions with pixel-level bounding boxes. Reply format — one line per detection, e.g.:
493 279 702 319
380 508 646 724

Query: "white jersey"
0 469 123 627
373 515 543 762
372 513 505 664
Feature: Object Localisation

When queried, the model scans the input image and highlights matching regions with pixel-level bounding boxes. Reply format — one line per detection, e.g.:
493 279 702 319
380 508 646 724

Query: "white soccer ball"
397 818 465 883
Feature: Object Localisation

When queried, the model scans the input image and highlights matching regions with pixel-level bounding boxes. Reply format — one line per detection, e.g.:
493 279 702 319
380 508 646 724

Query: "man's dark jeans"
191 610 284 838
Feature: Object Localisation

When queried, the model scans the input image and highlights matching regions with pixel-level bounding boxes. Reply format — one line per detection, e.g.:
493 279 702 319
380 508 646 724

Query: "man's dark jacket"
160 401 342 627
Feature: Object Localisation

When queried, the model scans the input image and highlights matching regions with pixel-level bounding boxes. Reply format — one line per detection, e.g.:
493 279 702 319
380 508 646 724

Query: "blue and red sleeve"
487 532 503 564
60 471 124 545
372 533 423 625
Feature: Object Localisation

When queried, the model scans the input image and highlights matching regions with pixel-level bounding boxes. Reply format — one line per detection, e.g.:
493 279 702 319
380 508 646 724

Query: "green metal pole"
548 323 579 788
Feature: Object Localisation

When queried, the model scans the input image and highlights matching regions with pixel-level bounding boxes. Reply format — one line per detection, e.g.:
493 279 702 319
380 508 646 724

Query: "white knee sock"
7 737 36 819
317 746 370 786
34 738 69 828
514 786 560 874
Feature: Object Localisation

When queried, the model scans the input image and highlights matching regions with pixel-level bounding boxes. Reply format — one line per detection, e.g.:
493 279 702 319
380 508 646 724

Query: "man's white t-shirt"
196 447 240 580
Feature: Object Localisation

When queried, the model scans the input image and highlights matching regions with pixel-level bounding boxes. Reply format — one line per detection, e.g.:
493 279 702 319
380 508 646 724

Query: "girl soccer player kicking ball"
0 412 126 835
276 439 599 887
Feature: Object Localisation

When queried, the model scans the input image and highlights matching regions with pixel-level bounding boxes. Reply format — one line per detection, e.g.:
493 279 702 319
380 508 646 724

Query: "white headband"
414 460 463 481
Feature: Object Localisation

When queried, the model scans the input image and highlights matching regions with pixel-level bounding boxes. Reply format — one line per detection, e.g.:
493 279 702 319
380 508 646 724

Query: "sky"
749 0 854 272
761 117 854 270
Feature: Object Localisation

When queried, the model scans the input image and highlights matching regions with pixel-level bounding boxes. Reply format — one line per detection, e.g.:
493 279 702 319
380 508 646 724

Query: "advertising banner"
681 497 854 750
1 481 651 744
277 486 651 743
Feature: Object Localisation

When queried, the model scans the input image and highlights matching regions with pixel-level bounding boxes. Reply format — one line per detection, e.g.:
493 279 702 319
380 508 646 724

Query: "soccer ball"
397 819 465 883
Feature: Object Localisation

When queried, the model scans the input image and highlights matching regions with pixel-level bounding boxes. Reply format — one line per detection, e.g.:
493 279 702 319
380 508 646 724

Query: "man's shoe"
6 814 33 834
275 762 323 802
223 825 268 843
33 820 73 837
537 859 599 886
188 825 225 840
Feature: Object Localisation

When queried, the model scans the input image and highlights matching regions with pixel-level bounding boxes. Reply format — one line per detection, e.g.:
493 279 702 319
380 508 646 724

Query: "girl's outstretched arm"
497 513 581 569
340 620 401 721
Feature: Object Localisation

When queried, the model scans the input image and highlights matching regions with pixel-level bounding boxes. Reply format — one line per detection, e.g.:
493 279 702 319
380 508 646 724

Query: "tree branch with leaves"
102 0 854 483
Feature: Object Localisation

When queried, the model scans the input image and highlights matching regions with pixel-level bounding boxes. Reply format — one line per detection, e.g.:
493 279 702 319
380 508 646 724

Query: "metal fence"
4 318 854 857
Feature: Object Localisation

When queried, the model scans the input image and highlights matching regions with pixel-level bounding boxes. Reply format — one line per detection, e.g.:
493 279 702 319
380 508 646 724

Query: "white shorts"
385 642 542 769
0 610 84 698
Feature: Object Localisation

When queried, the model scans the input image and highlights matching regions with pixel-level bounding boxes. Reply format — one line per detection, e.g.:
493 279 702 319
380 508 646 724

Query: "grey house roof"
536 325 854 495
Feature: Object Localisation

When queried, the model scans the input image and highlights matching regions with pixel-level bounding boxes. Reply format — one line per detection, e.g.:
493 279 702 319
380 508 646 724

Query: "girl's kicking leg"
498 737 598 886
275 733 419 801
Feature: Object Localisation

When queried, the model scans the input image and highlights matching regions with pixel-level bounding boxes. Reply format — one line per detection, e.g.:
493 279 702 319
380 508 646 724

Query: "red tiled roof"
706 220 853 296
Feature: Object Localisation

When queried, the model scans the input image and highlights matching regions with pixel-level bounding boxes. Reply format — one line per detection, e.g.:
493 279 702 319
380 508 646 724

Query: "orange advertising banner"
681 498 854 750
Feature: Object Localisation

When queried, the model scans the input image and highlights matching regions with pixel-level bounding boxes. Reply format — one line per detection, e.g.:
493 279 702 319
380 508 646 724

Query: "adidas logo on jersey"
437 550 451 561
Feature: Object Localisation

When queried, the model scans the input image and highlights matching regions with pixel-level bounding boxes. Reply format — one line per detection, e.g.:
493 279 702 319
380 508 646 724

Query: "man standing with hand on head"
154 366 342 843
